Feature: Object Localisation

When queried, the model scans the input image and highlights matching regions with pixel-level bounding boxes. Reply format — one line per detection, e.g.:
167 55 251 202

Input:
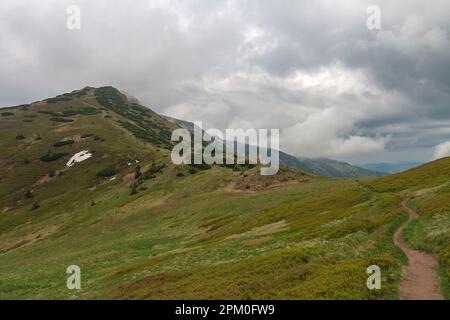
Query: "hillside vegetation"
0 87 447 299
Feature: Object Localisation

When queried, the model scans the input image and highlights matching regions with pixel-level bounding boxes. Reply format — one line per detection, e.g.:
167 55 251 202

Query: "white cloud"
434 141 450 159
281 106 389 159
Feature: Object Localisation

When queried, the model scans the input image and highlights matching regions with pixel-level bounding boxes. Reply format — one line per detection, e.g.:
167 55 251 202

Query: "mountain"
164 115 196 134
357 161 423 174
0 86 178 213
0 87 447 300
286 155 383 178
163 116 382 178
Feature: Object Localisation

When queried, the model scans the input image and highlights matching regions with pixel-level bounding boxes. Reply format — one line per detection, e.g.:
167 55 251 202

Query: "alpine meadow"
1 0 450 304
0 87 448 299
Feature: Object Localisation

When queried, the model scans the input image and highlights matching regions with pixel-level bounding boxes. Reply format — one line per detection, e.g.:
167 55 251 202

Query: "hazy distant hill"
284 154 383 178
358 162 423 174
164 116 382 178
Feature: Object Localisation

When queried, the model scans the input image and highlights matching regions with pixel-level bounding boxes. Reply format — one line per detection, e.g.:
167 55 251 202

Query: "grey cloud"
1 0 450 163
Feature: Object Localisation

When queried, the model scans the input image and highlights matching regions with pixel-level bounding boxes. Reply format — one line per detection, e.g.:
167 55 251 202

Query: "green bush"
53 140 75 147
139 162 165 181
135 165 142 179
45 96 72 104
40 151 68 162
62 107 100 116
1 112 14 117
97 167 118 177
38 110 61 117
50 117 74 123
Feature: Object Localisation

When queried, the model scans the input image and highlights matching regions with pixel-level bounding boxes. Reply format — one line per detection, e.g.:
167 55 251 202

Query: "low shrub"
38 110 61 117
45 96 72 104
53 140 75 147
62 107 100 116
97 167 118 177
50 117 74 123
139 162 165 181
40 151 68 162
135 165 142 179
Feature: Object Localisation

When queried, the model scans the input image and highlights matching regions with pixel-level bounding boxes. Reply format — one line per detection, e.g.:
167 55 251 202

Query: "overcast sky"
1 0 450 164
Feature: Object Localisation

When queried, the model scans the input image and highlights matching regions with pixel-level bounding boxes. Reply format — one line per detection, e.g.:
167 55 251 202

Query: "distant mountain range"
357 162 423 174
164 115 383 178
281 154 384 178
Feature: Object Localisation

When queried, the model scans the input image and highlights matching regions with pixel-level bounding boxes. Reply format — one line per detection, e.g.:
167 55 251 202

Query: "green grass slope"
0 87 446 299
367 157 450 298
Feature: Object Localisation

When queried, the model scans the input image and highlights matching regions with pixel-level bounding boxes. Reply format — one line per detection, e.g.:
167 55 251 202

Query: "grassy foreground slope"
368 158 450 299
0 86 443 299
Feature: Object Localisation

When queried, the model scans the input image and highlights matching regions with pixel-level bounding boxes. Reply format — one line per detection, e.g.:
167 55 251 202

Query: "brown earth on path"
394 200 443 300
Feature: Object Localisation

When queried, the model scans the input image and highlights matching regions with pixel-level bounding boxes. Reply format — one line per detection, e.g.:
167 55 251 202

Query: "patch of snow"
66 150 93 167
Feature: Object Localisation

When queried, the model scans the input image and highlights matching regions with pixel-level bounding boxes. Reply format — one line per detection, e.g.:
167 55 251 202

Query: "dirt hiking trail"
393 200 443 300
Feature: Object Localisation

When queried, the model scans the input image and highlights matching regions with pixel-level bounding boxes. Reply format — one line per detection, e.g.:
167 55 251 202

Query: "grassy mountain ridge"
0 87 447 299
293 157 382 178
0 86 177 213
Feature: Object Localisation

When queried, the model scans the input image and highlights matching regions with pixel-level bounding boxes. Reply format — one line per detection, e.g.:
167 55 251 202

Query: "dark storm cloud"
1 0 449 162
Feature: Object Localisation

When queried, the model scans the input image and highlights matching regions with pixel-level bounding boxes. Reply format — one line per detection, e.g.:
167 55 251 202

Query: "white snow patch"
66 150 93 167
